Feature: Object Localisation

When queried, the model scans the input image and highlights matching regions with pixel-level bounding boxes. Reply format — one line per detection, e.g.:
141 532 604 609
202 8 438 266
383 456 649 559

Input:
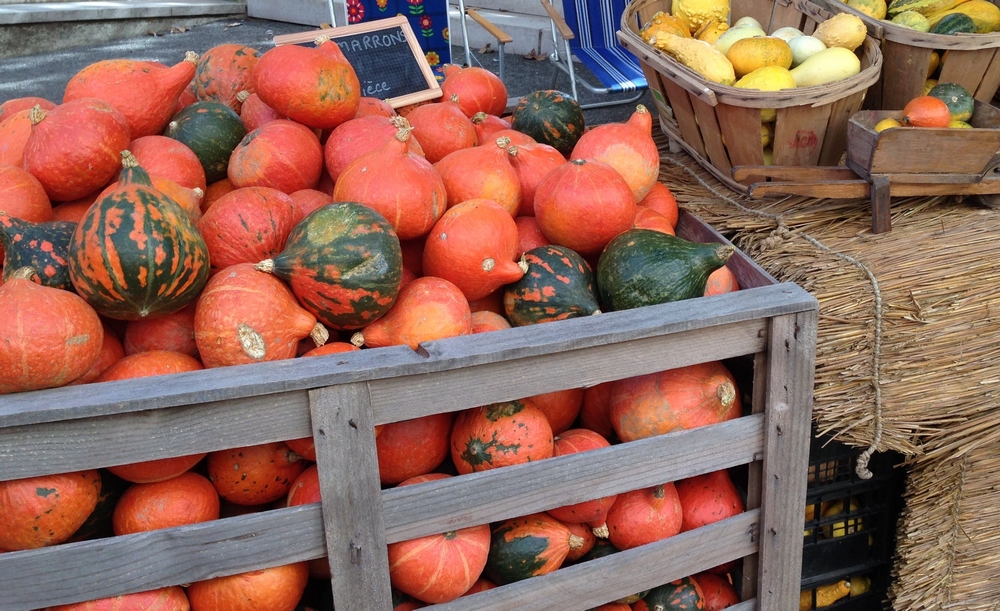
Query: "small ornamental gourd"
257 202 403 331
484 512 584 584
164 100 247 184
69 151 210 321
570 105 660 201
451 399 555 474
434 136 522 215
0 267 104 394
388 473 492 604
63 52 199 138
0 215 75 290
253 36 361 130
504 244 601 327
633 577 707 611
23 100 132 202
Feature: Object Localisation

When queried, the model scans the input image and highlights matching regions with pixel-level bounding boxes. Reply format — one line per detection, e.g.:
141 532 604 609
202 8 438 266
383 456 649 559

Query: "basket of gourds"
823 0 1000 111
618 0 883 192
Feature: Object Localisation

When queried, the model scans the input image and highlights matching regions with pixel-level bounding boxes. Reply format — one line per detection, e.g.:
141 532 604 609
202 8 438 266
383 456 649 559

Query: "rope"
662 154 885 479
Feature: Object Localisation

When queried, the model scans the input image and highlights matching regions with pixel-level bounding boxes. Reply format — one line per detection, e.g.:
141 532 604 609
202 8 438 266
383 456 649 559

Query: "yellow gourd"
800 581 852 610
924 78 938 94
887 0 971 18
713 24 766 55
891 10 932 30
926 0 1000 31
812 13 868 51
822 497 862 538
789 46 862 87
695 18 730 44
875 117 902 131
652 35 737 85
641 12 693 41
735 66 797 121
850 576 872 596
672 0 731 33
848 0 888 18
727 37 794 77
761 122 774 147
949 119 973 128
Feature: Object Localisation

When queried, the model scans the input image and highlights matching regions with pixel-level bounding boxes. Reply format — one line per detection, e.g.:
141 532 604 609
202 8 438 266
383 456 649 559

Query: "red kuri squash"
0 470 102 550
604 483 683 550
440 64 508 117
404 95 477 163
206 442 306 506
194 43 261 113
451 398 554 474
376 413 456 485
434 136 521 215
185 562 309 611
197 186 298 270
351 276 472 349
570 104 660 201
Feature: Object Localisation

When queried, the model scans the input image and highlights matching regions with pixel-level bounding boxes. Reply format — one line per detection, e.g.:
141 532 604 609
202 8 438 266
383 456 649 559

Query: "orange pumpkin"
440 64 508 117
201 177 235 213
563 520 598 561
638 182 679 228
704 265 739 296
570 105 660 201
405 95 477 163
514 215 550 256
0 108 32 166
123 304 198 357
324 115 425 182
548 429 618 528
126 134 207 193
95 350 203 382
194 43 261 113
63 52 198 138
507 142 567 216
0 164 53 262
471 111 511 144
533 159 636 257
70 324 126 385
43 586 190 611
333 118 446 240
901 96 952 128
579 382 615 440
471 310 512 333
228 119 323 193
197 187 298 271
185 562 309 611
693 572 741 611
206 442 305 505
237 90 285 133
108 453 206 484
355 96 396 118
0 96 55 123
451 398 554 474
351 276 472 350
194 263 327 368
675 469 745 531
388 473 492 604
434 136 521 215
529 387 585 435
609 361 742 442
633 207 676 235
0 470 102 550
604 483 683 550
422 199 525 301
0 267 104 394
112 471 220 535
376 413 456 484
287 188 334 224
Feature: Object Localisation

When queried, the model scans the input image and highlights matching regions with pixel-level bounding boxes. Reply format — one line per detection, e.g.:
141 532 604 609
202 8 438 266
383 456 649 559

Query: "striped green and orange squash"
503 244 601 326
68 151 210 321
256 202 403 331
164 100 246 184
484 512 583 585
0 215 76 290
633 577 707 611
511 90 586 156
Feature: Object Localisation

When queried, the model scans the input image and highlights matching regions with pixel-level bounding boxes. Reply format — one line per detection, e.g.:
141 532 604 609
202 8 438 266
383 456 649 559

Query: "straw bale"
654 142 1000 610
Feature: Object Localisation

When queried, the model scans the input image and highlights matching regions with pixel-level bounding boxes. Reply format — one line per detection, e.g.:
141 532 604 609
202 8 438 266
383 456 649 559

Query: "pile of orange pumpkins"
0 37 743 611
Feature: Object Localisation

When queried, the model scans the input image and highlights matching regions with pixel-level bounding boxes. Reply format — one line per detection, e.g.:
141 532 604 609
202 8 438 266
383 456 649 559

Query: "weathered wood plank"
429 510 760 611
310 384 392 611
382 415 764 542
370 320 767 423
740 350 769 601
0 506 325 611
756 310 817 611
675 211 777 290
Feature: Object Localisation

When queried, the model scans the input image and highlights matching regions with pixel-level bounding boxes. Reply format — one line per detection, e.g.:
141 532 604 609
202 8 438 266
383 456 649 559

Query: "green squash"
928 82 975 121
930 12 977 33
511 90 586 156
258 203 402 331
634 577 707 611
164 100 246 183
503 245 601 326
0 215 76 290
485 513 576 585
596 229 735 312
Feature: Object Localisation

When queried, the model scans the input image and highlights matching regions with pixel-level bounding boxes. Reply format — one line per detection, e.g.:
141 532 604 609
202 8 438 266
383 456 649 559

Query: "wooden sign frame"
273 15 442 108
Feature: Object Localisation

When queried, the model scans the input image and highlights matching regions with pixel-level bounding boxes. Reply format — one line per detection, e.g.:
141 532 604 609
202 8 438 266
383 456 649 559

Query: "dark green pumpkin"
485 512 575 585
928 82 975 121
259 202 402 330
930 12 977 34
164 100 246 183
0 215 76 290
596 229 734 312
69 152 210 320
511 90 586 156
634 577 707 611
503 244 601 326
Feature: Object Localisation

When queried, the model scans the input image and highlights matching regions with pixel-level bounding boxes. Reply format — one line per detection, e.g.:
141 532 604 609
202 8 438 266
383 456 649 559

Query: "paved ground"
0 15 653 126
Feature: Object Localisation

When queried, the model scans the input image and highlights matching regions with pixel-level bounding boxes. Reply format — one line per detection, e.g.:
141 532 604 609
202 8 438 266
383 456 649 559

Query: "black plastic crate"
800 433 905 610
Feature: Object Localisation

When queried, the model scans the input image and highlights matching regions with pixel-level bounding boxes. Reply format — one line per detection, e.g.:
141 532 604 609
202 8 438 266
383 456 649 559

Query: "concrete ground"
0 15 653 126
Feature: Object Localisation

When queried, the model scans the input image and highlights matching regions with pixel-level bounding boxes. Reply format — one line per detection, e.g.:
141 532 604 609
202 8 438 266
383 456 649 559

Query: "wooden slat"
660 78 709 159
819 90 864 166
0 506 325 611
369 319 767 423
715 103 765 184
871 174 892 234
937 48 993 97
732 165 858 182
466 8 512 44
429 510 760 611
382 415 765 542
748 180 870 199
878 41 933 112
974 48 1000 101
756 310 818 611
691 96 733 178
675 211 778 290
772 103 832 167
310 384 392 611
868 128 1000 175
539 0 573 39
740 350 770 601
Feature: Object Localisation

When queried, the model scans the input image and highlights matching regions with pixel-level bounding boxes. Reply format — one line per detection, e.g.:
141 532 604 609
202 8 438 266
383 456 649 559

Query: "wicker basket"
618 0 883 193
823 0 1000 111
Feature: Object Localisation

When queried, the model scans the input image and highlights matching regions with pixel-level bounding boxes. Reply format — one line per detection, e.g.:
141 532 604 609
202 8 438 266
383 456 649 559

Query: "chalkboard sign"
273 16 442 109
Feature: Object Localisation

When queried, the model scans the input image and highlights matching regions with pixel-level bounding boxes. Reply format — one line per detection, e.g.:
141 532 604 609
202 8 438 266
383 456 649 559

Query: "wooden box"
823 0 1000 112
0 213 818 611
618 0 882 193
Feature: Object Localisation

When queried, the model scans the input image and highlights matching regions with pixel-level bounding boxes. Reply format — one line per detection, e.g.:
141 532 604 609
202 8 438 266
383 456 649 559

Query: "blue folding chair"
540 0 647 109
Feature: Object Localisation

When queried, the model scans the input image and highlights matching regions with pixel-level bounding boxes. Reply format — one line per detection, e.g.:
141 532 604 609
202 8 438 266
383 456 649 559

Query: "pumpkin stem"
349 332 365 347
310 323 330 347
495 136 511 149
507 145 519 157
517 254 529 274
9 267 37 281
636 104 648 114
717 380 737 408
390 116 414 142
449 94 460 103
314 35 330 46
471 111 487 124
255 259 276 274
237 323 267 360
591 522 609 538
236 90 250 103
183 50 200 64
120 150 139 170
28 104 46 126
568 533 586 550
715 244 735 263
192 187 204 200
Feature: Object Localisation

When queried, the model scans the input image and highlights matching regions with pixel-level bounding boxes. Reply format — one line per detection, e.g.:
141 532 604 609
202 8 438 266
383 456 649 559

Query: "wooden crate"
0 213 818 611
618 0 882 193
823 0 1000 112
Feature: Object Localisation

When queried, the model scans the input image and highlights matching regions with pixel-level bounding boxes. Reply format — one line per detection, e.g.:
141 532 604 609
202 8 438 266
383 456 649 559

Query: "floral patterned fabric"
347 0 451 79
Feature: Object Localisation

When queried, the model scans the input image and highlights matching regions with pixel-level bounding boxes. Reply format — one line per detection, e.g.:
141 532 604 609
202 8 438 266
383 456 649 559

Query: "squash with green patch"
503 245 601 326
929 11 978 32
927 82 975 121
596 229 734 312
633 577 707 611
164 100 246 183
0 215 76 290
510 90 586 156
484 512 583 584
